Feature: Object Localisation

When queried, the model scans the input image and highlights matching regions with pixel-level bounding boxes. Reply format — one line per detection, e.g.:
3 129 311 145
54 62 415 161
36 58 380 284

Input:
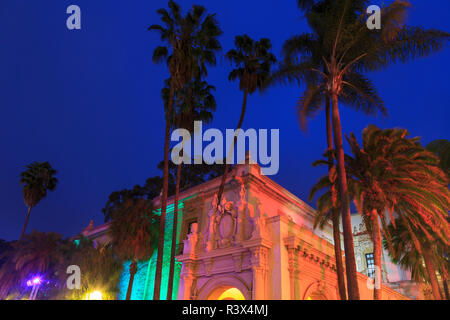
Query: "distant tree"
426 139 450 179
102 184 157 222
157 158 226 193
0 239 12 269
0 241 20 299
384 218 449 300
109 196 159 300
19 162 58 241
102 160 226 223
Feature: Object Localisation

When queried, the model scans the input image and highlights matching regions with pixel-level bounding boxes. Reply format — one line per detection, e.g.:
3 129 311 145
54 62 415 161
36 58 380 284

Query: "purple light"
26 276 42 287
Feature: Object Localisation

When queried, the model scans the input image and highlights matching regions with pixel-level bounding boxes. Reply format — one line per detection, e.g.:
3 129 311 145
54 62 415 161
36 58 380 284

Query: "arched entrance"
306 292 328 300
196 275 251 300
302 281 330 300
207 287 246 300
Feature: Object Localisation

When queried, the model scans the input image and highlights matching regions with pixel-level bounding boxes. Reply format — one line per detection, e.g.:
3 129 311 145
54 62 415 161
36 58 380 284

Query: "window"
366 253 375 278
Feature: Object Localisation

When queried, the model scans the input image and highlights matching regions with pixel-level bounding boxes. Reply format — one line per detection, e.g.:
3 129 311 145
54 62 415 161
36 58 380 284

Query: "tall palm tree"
282 64 386 300
345 125 450 299
148 1 222 299
216 35 276 204
19 162 58 241
275 0 450 299
275 19 386 302
109 197 160 300
308 149 350 300
163 78 217 300
385 218 449 300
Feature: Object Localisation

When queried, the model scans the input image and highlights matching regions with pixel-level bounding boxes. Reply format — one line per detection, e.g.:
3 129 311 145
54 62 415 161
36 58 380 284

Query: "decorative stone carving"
183 223 199 255
206 193 239 250
204 258 214 277
232 252 244 273
235 181 248 242
249 199 266 240
206 195 219 251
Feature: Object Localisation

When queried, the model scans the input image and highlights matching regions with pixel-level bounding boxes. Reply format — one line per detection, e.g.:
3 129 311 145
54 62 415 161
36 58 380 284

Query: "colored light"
27 276 42 287
217 288 245 300
86 291 103 300
118 196 194 300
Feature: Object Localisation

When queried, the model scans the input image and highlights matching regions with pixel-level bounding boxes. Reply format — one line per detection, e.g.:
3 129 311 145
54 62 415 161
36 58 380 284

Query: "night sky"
1 1 449 241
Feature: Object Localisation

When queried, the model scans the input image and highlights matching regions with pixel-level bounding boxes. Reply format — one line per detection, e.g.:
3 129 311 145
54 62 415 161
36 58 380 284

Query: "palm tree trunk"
442 274 449 300
154 80 175 300
325 98 347 300
217 90 248 203
371 210 382 300
397 214 441 300
167 162 182 300
422 246 442 300
332 212 347 300
126 258 138 300
20 206 32 241
330 92 360 300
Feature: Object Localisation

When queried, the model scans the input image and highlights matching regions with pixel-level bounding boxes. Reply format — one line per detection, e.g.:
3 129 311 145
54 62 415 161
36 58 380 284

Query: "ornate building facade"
81 160 422 300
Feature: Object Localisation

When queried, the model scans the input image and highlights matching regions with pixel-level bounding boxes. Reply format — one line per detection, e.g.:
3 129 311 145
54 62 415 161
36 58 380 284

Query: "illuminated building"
81 160 423 300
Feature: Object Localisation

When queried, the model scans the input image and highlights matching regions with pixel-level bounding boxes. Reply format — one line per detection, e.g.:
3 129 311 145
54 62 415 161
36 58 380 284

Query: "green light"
118 195 196 300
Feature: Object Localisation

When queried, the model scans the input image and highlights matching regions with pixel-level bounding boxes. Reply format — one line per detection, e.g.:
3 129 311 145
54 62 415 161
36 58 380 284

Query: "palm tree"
280 59 386 300
274 14 386 302
275 0 450 299
163 78 217 300
19 162 58 241
385 218 449 300
216 35 276 204
311 126 450 299
0 231 67 299
148 1 222 299
345 125 450 299
109 196 160 300
308 150 351 300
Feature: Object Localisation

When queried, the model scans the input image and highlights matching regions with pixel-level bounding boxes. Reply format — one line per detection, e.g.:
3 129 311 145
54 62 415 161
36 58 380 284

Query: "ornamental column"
243 238 272 300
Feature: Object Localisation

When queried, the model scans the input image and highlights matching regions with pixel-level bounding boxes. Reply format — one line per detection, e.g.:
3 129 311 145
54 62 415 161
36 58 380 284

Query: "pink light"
27 277 42 286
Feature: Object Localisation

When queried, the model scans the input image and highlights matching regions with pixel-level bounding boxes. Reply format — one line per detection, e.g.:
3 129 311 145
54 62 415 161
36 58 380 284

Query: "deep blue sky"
1 1 449 241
